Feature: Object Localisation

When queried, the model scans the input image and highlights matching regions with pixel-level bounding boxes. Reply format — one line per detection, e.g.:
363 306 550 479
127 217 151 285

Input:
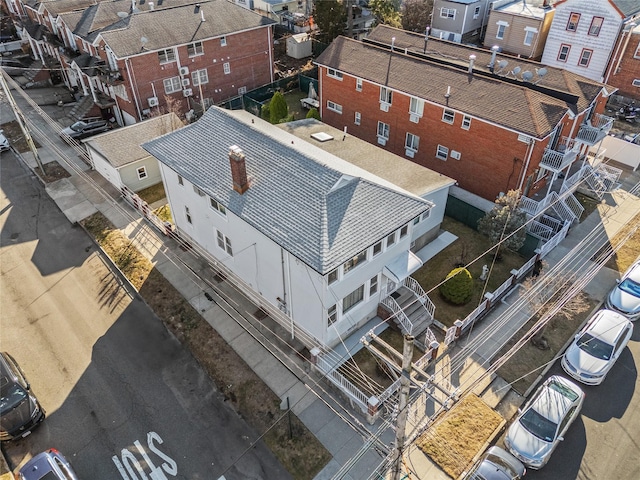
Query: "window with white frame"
635 43 640 58
238 86 247 95
328 268 339 284
342 285 364 313
216 230 233 256
187 42 203 57
354 112 361 125
377 121 390 139
441 8 455 19
578 49 592 67
436 145 449 160
327 101 343 113
136 166 147 179
386 231 396 247
462 115 472 130
369 275 378 296
588 17 603 36
223 62 230 74
343 250 367 274
372 241 382 256
220 36 227 47
496 23 508 40
164 76 181 94
566 12 580 32
421 209 431 221
405 132 419 152
185 206 192 224
558 44 571 62
327 68 343 80
178 174 184 185
328 304 337 325
356 78 362 91
633 79 640 87
409 97 424 117
400 225 408 238
524 29 536 46
209 197 226 216
192 69 209 86
158 48 176 64
442 108 455 124
413 216 420 226
380 86 392 105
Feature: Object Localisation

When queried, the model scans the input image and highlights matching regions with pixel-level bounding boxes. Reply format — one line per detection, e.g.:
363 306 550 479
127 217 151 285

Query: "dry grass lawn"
80 212 330 479
137 182 166 205
604 211 640 273
418 394 504 478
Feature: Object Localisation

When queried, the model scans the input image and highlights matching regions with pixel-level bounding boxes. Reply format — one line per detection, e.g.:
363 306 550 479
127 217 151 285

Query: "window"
462 115 472 130
409 97 424 118
421 209 431 221
343 250 367 274
185 206 192 224
474 6 481 19
327 68 343 80
635 42 640 59
413 216 420 226
356 78 362 91
380 87 392 105
220 36 227 47
216 230 233 256
238 86 247 95
524 30 535 46
496 23 507 40
440 8 455 19
192 69 209 86
328 305 337 325
327 101 342 114
588 17 603 36
209 197 226 216
578 49 593 67
342 285 364 313
633 79 640 87
436 145 449 160
354 112 361 125
223 62 230 75
158 48 176 64
178 174 184 185
558 44 571 62
442 108 455 124
400 225 408 238
369 275 378 296
163 76 181 94
566 12 580 32
405 132 419 151
372 241 382 256
328 268 339 284
377 121 390 139
386 232 396 247
136 166 147 179
187 42 203 57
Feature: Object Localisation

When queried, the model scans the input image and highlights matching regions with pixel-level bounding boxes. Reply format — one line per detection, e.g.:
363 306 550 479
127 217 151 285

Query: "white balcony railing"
576 114 614 146
540 137 577 171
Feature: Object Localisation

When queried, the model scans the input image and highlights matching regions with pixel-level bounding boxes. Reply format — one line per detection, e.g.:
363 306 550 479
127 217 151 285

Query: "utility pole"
0 70 45 173
391 334 414 480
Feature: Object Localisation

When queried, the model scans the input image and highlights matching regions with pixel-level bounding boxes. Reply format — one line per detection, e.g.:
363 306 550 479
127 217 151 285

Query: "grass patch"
412 217 526 327
496 298 597 395
81 212 331 479
153 204 173 223
418 394 504 478
137 182 166 205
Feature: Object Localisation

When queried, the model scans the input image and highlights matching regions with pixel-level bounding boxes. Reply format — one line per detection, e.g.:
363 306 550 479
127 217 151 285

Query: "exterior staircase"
68 95 94 121
380 278 435 337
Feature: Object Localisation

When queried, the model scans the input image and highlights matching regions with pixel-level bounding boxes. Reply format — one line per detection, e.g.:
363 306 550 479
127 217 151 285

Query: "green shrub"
440 267 474 305
269 91 288 124
261 103 270 121
306 108 321 120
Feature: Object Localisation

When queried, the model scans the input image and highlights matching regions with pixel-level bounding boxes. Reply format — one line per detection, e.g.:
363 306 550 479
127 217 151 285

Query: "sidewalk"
3 85 640 480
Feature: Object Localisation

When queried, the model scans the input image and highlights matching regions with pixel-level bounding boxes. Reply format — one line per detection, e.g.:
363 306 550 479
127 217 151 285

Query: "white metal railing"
519 196 540 215
538 220 571 258
549 191 577 222
596 163 622 190
561 190 585 220
381 296 414 334
377 378 402 405
541 138 578 171
515 255 538 278
576 114 614 145
460 299 489 330
316 354 369 412
528 220 555 240
404 277 436 325
491 276 514 299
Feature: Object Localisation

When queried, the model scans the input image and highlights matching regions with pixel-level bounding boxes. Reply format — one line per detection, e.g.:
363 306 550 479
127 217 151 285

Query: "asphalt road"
509 318 640 480
0 149 291 479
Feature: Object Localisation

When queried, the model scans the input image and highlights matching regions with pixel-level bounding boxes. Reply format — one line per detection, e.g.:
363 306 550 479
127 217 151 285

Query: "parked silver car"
0 129 10 152
504 375 584 469
462 445 526 480
605 259 640 321
17 449 79 480
561 309 633 385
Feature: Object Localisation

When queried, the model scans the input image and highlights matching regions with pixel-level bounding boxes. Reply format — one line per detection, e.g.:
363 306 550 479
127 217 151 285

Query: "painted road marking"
113 431 178 480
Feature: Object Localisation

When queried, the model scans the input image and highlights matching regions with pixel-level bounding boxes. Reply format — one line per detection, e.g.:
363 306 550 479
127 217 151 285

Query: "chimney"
468 54 476 74
229 145 249 194
148 1 154 10
489 45 500 72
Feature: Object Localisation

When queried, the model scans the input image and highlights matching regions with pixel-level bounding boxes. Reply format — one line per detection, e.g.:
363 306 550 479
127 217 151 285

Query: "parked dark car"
17 449 79 480
0 352 45 441
60 118 111 140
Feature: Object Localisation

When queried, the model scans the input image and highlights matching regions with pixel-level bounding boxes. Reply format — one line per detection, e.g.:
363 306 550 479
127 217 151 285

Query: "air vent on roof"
329 174 354 193
311 132 333 142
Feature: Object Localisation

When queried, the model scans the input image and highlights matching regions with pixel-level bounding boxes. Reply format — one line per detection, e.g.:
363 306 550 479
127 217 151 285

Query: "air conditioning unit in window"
451 150 461 160
148 97 159 107
377 136 387 146
179 66 189 76
182 88 193 97
405 149 415 158
182 78 190 87
409 114 420 123
380 103 390 112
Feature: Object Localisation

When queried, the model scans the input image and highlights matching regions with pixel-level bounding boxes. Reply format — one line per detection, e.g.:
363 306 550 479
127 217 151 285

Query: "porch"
575 113 615 146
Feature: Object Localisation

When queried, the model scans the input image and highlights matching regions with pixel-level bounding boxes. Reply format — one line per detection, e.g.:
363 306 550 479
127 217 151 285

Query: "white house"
84 113 184 192
143 107 455 348
540 0 640 82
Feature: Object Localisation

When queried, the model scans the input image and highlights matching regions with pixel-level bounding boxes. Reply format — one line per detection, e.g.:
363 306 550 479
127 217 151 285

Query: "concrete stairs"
390 286 432 336
68 95 94 121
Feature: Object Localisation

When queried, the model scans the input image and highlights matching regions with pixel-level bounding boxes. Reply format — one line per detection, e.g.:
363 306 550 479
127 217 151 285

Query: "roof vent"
311 132 333 142
329 174 354 193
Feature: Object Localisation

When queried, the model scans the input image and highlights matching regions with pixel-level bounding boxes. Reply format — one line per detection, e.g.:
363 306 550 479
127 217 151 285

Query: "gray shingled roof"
142 107 432 274
610 0 640 17
99 1 275 58
84 113 183 167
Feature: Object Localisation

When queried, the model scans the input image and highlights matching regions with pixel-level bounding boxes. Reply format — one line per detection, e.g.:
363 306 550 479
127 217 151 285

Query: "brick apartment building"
6 0 275 124
604 23 640 100
315 25 614 202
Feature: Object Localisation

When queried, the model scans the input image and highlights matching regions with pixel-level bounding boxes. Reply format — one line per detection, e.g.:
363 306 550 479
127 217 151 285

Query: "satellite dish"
117 11 128 18
496 60 508 74
141 36 148 45
536 67 548 77
522 71 534 82
511 66 521 76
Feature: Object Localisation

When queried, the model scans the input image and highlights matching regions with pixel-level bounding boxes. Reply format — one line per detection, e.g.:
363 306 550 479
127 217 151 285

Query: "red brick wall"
319 66 552 201
606 33 640 100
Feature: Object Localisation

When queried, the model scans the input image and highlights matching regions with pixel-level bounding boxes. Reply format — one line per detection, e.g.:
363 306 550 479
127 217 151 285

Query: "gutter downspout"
459 6 468 43
517 136 535 191
605 21 636 84
125 57 142 122
268 26 274 83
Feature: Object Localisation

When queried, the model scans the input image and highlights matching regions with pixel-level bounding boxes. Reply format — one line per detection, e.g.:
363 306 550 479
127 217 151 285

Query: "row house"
315 25 615 209
7 0 275 124
540 0 640 82
483 0 556 60
604 22 640 100
142 106 455 349
430 0 491 44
